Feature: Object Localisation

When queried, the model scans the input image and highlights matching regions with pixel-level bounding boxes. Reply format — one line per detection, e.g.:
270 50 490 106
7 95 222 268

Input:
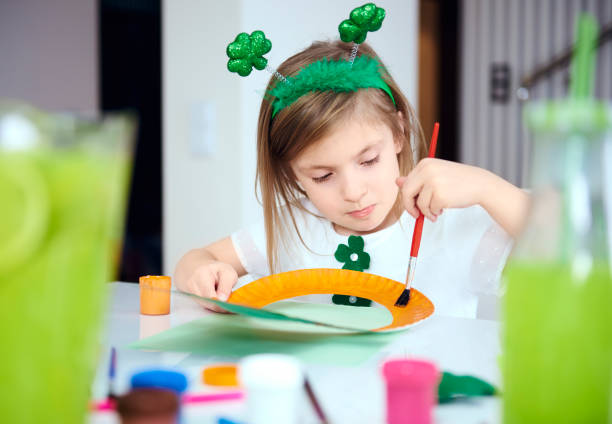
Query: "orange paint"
202 364 239 387
139 275 171 315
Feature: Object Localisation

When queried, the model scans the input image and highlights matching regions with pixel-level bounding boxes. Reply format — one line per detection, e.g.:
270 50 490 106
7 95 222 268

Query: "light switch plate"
190 101 216 156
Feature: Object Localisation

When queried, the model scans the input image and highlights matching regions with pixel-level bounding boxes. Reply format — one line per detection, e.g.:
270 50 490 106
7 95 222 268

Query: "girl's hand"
181 260 238 313
396 158 492 222
174 238 246 313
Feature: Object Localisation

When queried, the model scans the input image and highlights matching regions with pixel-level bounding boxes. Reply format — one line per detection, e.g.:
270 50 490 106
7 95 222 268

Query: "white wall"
163 0 243 274
0 0 97 112
163 0 418 274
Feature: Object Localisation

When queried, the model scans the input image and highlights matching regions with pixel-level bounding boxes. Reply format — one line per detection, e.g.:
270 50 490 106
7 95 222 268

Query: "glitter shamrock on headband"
338 3 386 64
226 30 271 76
226 30 288 83
225 3 392 117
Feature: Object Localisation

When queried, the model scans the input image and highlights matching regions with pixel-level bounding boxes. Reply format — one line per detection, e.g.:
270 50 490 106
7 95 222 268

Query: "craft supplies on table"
95 283 504 423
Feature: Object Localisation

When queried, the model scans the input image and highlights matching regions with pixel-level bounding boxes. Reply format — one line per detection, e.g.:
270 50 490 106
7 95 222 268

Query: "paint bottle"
116 369 188 424
239 354 304 424
116 388 180 424
382 359 439 424
139 275 172 315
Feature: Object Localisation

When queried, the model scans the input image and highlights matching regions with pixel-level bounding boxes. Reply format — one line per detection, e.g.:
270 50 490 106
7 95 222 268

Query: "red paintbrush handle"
410 214 425 257
408 123 439 259
428 123 439 158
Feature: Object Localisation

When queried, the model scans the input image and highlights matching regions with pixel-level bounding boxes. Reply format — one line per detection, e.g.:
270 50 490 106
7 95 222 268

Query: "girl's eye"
312 173 332 183
362 155 380 166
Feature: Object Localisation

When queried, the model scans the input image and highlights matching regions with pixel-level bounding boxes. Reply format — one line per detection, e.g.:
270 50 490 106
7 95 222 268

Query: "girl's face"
291 116 402 235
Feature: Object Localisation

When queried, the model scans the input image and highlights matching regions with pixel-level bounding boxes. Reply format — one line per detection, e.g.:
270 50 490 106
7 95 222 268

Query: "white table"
90 282 502 424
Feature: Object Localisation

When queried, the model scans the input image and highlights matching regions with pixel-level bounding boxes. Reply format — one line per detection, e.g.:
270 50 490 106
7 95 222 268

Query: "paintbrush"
108 347 117 399
304 376 329 424
395 122 439 307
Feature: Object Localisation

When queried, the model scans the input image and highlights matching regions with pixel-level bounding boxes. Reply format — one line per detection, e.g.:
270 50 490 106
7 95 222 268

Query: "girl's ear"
395 111 405 154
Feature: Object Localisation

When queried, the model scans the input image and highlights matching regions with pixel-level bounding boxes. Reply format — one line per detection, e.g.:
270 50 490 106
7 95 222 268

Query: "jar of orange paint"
139 275 171 315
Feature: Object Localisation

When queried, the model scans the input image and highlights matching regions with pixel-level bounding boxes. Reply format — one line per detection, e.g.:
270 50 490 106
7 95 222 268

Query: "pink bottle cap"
382 359 439 424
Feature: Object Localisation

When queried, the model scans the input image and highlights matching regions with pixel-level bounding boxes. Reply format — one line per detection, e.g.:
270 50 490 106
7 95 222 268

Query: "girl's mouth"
348 204 375 218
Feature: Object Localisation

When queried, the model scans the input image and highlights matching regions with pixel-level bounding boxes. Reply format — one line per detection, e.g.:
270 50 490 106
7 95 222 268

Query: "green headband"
268 55 396 118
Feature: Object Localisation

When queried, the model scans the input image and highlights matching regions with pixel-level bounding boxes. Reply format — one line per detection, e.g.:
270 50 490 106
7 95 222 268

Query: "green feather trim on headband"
268 55 396 117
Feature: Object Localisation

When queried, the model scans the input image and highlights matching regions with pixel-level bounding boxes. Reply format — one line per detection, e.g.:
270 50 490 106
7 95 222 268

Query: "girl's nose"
340 173 367 202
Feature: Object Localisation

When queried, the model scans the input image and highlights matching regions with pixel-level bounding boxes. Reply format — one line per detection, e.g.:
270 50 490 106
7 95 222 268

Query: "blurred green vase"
0 102 134 423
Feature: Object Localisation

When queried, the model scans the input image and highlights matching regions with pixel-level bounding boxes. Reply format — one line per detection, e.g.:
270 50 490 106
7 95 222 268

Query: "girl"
175 40 529 318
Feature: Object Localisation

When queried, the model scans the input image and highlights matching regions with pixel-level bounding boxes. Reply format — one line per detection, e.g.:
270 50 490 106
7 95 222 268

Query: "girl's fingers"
214 265 238 301
189 269 227 313
186 278 214 311
416 184 436 221
401 193 420 219
400 178 424 219
430 194 445 216
195 268 218 298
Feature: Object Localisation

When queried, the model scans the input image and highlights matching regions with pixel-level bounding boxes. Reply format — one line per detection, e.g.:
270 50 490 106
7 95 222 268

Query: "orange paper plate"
229 269 434 332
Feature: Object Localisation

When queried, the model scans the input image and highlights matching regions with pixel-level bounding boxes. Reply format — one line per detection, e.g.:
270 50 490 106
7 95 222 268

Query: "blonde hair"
256 40 426 273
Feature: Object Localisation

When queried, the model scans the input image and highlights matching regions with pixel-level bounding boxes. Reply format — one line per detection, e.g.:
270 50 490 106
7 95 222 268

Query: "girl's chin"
336 215 388 235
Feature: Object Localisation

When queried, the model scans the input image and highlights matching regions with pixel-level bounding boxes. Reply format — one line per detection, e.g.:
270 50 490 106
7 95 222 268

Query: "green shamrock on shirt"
332 235 372 307
334 235 370 271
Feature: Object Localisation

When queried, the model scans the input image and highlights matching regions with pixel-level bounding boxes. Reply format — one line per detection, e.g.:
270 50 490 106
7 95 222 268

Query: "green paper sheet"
130 301 399 365
176 290 382 332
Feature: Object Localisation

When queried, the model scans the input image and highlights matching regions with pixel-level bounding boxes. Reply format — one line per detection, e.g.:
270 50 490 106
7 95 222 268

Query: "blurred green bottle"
503 14 612 423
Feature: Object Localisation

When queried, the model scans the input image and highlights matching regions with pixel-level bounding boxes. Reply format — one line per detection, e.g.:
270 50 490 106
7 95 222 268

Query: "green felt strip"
438 372 497 403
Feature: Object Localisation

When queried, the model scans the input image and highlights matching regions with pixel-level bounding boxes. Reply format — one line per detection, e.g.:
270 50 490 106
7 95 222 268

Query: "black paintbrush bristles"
394 289 411 307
